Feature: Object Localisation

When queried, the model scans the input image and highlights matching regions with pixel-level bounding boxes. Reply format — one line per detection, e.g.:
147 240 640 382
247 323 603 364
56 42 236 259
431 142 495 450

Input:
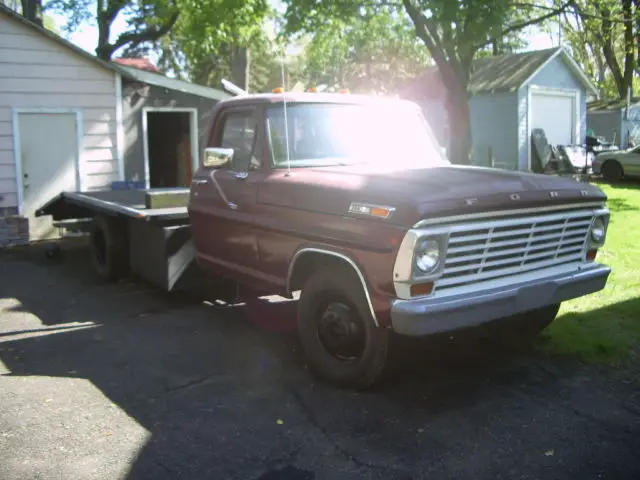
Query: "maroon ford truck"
187 92 611 388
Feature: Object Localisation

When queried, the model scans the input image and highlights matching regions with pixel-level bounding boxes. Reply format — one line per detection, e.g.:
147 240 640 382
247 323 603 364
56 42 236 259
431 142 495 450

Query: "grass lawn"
540 181 640 364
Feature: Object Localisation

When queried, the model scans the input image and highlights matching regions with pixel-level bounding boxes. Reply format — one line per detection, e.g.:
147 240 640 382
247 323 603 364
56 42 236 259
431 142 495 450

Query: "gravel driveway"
1 240 639 480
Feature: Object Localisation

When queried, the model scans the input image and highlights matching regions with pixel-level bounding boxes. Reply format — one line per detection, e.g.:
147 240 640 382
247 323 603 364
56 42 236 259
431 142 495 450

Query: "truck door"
190 106 263 283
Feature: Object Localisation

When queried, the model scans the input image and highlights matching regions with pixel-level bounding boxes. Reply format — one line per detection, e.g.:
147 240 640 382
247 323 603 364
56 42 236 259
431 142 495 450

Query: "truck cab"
188 92 611 389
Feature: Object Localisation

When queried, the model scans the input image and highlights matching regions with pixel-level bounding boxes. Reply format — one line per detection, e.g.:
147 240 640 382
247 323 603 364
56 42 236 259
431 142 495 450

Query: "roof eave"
519 46 599 97
0 4 132 79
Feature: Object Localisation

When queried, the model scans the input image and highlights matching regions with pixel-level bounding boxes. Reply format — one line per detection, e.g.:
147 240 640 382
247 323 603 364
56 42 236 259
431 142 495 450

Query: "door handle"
192 178 208 185
233 172 248 180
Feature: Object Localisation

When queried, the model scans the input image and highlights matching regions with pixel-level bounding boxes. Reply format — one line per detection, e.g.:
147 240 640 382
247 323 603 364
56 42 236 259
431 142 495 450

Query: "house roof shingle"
468 47 558 94
401 46 598 100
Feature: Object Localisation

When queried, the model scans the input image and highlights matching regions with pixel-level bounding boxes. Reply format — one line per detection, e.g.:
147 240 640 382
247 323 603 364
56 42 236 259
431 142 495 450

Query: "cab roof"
217 92 420 109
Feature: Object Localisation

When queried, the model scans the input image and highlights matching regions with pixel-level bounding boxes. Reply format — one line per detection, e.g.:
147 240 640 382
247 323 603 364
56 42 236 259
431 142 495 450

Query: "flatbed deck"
37 189 191 223
36 188 198 292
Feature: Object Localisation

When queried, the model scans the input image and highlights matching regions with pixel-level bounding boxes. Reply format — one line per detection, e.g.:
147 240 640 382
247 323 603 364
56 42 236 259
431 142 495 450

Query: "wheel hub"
316 301 365 361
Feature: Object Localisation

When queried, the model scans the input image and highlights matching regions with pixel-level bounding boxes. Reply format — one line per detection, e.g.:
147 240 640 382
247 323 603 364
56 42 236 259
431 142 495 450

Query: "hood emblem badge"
464 198 478 206
581 190 589 197
549 191 559 198
509 193 520 201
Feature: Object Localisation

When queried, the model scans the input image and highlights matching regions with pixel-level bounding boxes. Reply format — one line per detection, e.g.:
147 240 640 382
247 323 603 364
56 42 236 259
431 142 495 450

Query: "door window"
217 110 260 172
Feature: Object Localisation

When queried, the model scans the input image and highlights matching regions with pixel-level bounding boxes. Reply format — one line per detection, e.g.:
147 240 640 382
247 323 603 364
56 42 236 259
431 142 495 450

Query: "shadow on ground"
1 240 639 480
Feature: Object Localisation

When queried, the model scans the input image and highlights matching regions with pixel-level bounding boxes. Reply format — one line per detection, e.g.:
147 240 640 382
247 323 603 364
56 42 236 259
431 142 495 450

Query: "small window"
217 110 259 171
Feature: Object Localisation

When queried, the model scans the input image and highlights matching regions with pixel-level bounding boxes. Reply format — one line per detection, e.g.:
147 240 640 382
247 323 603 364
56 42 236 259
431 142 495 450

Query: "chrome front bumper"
390 264 611 336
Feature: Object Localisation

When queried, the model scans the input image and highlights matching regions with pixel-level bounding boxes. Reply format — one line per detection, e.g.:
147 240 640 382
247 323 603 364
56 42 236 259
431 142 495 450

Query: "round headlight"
591 217 606 244
415 239 440 273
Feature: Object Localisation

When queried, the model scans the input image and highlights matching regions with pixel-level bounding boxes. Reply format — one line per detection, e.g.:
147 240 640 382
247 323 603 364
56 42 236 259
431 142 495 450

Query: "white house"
0 5 229 245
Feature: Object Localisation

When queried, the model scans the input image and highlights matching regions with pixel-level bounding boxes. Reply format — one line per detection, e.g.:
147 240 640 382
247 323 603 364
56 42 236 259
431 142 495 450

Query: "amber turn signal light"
586 249 598 261
410 282 434 297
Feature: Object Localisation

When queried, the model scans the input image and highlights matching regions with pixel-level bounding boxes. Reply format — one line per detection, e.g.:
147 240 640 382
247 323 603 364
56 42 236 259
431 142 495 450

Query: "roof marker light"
272 87 284 93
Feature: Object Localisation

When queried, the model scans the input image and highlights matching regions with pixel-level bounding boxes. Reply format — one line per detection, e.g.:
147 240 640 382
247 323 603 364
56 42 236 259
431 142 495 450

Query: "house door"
18 112 79 240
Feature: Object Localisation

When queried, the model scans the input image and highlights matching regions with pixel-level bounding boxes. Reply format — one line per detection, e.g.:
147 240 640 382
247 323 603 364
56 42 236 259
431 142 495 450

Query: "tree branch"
402 0 447 67
475 1 574 50
112 10 180 51
502 1 573 38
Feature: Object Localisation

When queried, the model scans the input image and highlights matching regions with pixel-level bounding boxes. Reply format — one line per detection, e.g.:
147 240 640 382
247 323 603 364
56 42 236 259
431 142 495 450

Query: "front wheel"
602 161 623 182
297 266 388 389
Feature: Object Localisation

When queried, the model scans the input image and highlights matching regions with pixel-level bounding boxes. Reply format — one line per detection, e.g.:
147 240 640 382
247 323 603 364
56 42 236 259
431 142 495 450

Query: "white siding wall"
0 15 119 216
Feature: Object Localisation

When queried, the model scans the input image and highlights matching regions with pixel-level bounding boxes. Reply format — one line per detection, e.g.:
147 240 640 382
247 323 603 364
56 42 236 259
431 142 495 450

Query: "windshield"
265 102 448 169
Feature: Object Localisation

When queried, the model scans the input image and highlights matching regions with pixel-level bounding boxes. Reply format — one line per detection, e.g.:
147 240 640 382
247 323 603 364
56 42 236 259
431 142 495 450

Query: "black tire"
297 265 388 389
602 161 623 182
89 215 129 281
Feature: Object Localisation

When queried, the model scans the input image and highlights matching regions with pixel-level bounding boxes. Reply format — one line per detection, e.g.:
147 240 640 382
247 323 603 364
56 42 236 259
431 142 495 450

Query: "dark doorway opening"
147 111 193 188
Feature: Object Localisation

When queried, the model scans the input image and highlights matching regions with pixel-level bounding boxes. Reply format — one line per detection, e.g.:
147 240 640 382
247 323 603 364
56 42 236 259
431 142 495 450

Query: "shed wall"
587 110 622 146
469 92 519 170
122 81 220 183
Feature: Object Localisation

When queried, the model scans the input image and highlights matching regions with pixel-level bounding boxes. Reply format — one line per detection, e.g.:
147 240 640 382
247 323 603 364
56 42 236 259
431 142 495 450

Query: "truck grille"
436 209 595 290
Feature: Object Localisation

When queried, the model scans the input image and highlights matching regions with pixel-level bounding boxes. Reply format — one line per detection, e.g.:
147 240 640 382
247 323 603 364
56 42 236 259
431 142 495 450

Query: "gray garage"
401 47 599 171
587 97 640 148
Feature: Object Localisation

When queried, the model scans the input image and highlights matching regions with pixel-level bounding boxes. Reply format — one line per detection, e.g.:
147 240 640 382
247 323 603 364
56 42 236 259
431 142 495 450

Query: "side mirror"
203 147 233 168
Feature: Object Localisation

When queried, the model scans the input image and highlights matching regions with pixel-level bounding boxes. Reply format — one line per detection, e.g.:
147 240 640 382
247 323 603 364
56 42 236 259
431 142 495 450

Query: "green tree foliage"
555 0 639 99
44 0 274 90
42 12 59 32
283 0 570 164
296 6 429 93
120 0 272 91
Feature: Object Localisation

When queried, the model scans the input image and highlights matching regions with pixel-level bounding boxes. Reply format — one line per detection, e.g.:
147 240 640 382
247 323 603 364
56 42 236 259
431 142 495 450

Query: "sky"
45 2 560 62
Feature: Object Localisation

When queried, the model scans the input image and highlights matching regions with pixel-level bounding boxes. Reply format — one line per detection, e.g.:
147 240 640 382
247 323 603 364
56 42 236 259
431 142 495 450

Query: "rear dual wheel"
89 215 129 281
297 266 388 389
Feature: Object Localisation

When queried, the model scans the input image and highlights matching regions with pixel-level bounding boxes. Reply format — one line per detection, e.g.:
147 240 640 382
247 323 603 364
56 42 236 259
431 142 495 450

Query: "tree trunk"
230 46 251 92
446 89 472 165
635 0 640 76
20 0 42 26
622 0 635 97
492 38 502 55
95 0 112 60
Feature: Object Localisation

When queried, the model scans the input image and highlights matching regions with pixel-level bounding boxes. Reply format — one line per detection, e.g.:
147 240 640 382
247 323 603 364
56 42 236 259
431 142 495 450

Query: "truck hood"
257 164 607 227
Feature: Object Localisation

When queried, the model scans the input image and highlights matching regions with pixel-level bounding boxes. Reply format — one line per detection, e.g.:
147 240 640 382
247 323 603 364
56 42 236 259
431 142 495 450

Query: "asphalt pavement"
1 240 639 480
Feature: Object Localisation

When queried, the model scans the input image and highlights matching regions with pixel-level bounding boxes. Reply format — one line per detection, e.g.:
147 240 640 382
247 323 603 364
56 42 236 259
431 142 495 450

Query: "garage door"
531 92 575 146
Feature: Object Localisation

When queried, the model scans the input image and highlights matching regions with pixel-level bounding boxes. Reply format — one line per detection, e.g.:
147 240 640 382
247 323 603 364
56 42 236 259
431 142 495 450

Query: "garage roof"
472 47 598 96
0 4 230 101
118 65 230 101
587 97 640 111
402 46 598 99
